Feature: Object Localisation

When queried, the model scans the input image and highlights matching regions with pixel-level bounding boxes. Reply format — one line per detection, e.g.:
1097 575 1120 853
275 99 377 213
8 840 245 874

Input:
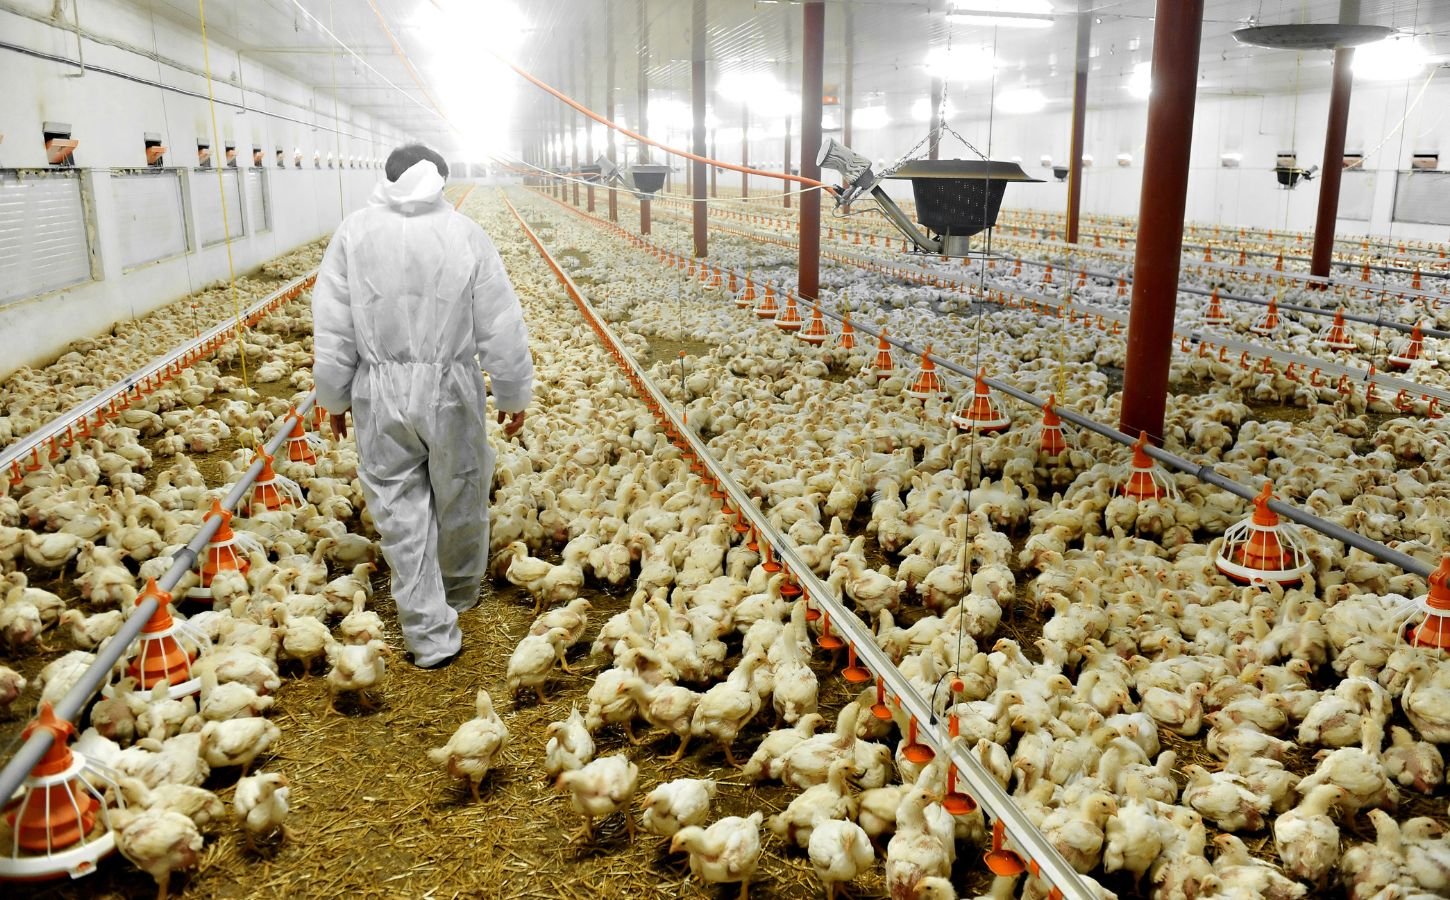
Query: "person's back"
312 145 532 669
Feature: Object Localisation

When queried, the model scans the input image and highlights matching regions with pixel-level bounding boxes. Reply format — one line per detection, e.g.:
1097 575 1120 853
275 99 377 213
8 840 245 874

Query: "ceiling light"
925 46 998 81
853 107 890 130
911 97 954 122
1353 35 1428 82
998 88 1046 114
1126 61 1152 99
948 0 1054 29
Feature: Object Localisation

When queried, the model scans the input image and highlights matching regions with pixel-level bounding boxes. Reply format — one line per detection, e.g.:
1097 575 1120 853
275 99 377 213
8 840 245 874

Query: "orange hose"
494 52 834 191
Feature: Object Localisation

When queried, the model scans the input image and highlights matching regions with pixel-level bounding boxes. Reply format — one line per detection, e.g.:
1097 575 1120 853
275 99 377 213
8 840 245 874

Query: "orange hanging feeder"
1214 482 1312 586
111 579 210 698
775 293 803 331
1203 289 1230 326
283 408 323 466
755 285 780 319
1387 322 1428 370
1118 432 1177 501
0 703 125 882
1315 309 1356 351
186 500 263 602
904 345 945 400
837 318 857 351
248 452 304 513
735 279 757 309
1250 298 1280 336
951 369 1010 433
1402 554 1450 651
1033 394 1074 459
870 331 894 380
798 305 830 345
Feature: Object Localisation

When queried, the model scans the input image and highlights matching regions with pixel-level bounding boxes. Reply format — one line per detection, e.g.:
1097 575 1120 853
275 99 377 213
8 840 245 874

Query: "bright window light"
948 0 1054 29
717 70 782 101
925 46 998 81
853 107 891 130
822 111 842 131
1126 61 1152 99
911 97 954 122
998 88 1047 114
1353 35 1428 82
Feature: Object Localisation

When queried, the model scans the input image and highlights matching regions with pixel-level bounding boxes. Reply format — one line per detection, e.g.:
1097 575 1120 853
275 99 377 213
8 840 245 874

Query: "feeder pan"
284 410 324 465
775 294 803 331
1119 431 1178 501
871 678 893 721
1388 322 1427 370
1203 289 1230 326
626 164 670 196
755 286 780 319
837 319 857 351
1033 394 1074 459
0 704 123 882
1215 482 1313 586
905 345 945 399
735 280 757 309
1315 309 1356 351
1250 298 1281 336
901 718 935 764
817 613 845 650
870 331 895 379
984 819 1027 877
798 305 830 345
1401 554 1450 651
951 369 1010 432
186 500 264 601
107 580 210 699
248 452 304 513
842 645 871 683
943 766 978 815
1232 23 1394 50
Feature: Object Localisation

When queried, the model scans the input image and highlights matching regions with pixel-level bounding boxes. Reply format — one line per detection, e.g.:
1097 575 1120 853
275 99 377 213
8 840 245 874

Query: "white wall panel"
244 168 270 234
111 170 188 268
193 168 244 246
0 171 91 305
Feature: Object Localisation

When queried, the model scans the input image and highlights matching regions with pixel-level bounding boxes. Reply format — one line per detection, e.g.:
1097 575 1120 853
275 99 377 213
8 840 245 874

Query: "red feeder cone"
188 500 263 601
798 305 829 345
1250 298 1280 336
248 452 303 513
284 409 323 465
951 369 1010 433
119 580 208 698
735 280 757 309
755 285 780 319
1203 289 1230 326
905 345 944 400
1316 309 1356 351
870 331 894 380
1036 394 1072 459
1388 322 1428 370
0 703 124 881
1215 482 1312 586
837 318 856 351
1119 431 1177 501
1403 554 1450 650
775 293 803 331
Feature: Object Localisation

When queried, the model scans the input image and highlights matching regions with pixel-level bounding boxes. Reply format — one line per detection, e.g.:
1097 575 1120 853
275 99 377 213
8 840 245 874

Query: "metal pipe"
692 0 708 258
928 77 944 160
797 1 825 301
1120 0 1205 443
1311 45 1355 282
740 108 750 199
504 193 1100 900
0 393 317 810
1065 5 1091 244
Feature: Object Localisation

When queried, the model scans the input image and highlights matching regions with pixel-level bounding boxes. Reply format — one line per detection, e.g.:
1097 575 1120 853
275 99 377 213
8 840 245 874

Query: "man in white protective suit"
312 144 533 668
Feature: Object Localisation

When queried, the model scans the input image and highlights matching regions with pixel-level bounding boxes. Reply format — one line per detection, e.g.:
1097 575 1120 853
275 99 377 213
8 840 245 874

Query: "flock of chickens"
1 181 1449 900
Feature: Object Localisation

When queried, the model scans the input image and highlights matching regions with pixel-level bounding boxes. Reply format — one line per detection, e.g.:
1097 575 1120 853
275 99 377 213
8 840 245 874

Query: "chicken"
112 807 205 900
324 639 388 712
620 672 700 761
1041 791 1117 873
1182 763 1270 832
274 605 331 675
500 540 583 616
1382 725 1444 794
670 811 765 900
809 818 875 900
690 652 764 766
1403 671 1450 744
506 626 569 703
136 681 196 742
886 787 952 899
90 676 140 743
198 718 281 776
557 753 639 842
58 608 125 650
544 704 595 779
768 758 857 849
741 713 826 781
1213 833 1308 900
640 777 717 839
428 689 510 802
233 771 291 850
1340 810 1406 900
1104 795 1167 884
336 590 386 645
120 780 228 835
1296 736 1398 814
0 664 26 716
1274 784 1350 887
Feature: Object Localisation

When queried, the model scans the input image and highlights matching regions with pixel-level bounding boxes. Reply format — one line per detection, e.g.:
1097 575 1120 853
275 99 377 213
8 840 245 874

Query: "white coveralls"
312 161 533 666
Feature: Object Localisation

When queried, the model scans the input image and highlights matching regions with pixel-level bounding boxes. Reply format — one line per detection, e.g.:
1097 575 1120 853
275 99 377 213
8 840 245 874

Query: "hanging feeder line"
520 187 1436 582
0 392 318 811
613 192 1450 412
500 192 1098 900
1 270 318 483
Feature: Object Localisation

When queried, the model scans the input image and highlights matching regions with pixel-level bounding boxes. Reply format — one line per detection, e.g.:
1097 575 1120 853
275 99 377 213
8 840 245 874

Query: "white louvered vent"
112 170 188 269
193 168 244 246
0 170 92 306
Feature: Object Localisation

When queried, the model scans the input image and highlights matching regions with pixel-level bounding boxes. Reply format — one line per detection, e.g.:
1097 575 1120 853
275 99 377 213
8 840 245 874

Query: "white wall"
707 76 1450 245
0 0 411 378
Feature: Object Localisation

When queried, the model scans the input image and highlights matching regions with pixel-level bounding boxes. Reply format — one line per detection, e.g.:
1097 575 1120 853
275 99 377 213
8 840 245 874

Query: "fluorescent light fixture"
1116 152 1132 166
1040 154 1053 167
948 0 1054 29
853 107 890 130
1220 152 1242 168
998 88 1047 114
925 46 998 81
1126 61 1152 99
1353 35 1428 81
1081 154 1094 167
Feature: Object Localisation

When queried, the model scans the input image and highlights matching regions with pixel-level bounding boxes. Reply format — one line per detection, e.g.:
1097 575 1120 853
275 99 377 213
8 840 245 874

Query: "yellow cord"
197 0 249 389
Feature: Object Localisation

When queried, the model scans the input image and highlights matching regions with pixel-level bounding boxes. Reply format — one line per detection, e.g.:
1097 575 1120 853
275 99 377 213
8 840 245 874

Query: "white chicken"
670 811 765 900
640 777 717 839
808 818 875 900
427 688 510 802
233 771 291 850
557 753 639 842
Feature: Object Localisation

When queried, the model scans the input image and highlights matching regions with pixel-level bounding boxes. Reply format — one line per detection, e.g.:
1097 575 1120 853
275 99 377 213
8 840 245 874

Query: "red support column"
692 0 708 257
1120 0 1204 442
1311 46 1354 282
1066 7 1092 244
797 1 824 301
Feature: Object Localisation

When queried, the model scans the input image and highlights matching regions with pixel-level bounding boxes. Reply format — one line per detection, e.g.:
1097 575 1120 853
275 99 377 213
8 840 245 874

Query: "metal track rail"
500 192 1101 900
518 188 1436 582
0 392 317 807
2 270 319 482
